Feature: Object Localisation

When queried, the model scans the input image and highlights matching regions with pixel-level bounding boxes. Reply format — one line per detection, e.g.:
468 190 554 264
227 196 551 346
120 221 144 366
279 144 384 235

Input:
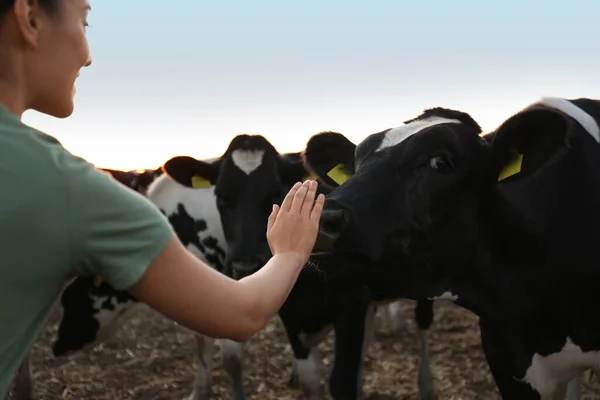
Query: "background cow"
99 167 164 195
306 100 598 399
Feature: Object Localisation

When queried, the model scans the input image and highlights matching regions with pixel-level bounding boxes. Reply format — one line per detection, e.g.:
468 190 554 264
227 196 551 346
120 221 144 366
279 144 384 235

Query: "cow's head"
99 167 163 195
53 276 138 357
134 167 164 194
308 99 600 268
160 134 320 279
307 107 486 264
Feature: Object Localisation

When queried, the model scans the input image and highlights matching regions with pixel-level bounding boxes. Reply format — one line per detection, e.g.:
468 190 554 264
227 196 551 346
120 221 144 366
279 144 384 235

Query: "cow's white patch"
146 173 228 270
427 291 459 301
377 117 462 152
521 337 600 398
231 149 265 175
296 349 322 399
538 97 600 143
387 300 406 332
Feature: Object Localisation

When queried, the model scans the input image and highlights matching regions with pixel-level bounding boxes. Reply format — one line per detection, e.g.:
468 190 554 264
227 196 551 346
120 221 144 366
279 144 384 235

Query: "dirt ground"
9 299 600 400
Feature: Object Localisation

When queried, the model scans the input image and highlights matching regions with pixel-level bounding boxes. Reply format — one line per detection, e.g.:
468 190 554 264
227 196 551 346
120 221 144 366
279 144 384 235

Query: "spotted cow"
308 99 599 399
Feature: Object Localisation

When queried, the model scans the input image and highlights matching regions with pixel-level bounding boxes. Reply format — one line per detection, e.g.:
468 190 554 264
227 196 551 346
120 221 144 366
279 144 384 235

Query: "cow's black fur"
308 99 600 399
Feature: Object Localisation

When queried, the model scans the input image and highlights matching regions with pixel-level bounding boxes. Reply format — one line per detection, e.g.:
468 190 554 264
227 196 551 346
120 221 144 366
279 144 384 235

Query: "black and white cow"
307 98 600 399
165 133 437 400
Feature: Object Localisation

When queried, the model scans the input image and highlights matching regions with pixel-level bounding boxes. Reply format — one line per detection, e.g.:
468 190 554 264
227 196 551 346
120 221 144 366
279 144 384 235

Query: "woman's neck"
0 43 29 118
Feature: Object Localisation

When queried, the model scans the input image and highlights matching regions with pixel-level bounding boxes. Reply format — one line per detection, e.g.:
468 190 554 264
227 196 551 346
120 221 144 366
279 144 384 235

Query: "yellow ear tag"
302 172 317 182
191 176 211 189
93 276 103 288
327 163 352 185
498 153 524 182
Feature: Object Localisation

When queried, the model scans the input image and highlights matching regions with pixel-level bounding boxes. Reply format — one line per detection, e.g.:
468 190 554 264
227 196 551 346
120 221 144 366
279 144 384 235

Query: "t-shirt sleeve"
66 160 175 290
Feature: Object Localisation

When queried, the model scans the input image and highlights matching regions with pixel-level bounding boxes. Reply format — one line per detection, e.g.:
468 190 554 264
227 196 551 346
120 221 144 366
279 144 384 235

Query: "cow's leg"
288 341 323 399
329 288 372 400
289 358 299 389
415 299 436 400
387 301 406 333
297 349 323 400
219 339 245 400
187 334 215 400
357 304 376 397
565 376 581 400
552 380 570 400
11 352 34 400
479 319 540 399
279 311 322 400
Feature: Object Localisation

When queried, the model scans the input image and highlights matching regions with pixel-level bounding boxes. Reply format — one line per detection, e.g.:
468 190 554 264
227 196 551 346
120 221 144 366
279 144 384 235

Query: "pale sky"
22 0 600 171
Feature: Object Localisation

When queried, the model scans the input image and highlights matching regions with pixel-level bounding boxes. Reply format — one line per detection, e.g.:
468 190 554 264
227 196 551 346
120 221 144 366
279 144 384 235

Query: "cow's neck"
418 191 542 321
469 163 600 323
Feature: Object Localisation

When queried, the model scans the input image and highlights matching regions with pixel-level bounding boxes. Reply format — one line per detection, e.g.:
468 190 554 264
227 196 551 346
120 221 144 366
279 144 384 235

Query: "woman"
0 0 325 396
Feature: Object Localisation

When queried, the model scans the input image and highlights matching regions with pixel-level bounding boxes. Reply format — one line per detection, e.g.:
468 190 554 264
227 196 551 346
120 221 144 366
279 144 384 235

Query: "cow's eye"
429 155 453 172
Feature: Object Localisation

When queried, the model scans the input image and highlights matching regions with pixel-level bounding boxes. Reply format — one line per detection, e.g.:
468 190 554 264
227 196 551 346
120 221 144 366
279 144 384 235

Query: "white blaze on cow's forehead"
538 97 600 142
376 117 463 152
231 149 265 175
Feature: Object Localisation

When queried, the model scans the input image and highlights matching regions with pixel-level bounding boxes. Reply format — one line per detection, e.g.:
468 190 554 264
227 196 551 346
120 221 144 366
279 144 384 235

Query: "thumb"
267 204 279 232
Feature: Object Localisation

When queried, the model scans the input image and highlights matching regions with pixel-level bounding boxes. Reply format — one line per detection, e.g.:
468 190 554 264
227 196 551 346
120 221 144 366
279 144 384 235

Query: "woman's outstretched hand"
130 179 326 343
266 180 325 267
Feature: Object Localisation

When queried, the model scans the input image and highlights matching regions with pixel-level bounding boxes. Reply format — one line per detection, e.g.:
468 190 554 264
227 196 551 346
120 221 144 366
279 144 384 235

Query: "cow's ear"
279 152 312 185
302 131 357 188
100 168 136 187
490 107 572 184
137 167 163 189
162 156 219 188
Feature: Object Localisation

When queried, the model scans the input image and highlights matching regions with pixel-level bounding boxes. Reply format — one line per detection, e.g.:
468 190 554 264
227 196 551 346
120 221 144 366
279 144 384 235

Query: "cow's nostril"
320 209 349 239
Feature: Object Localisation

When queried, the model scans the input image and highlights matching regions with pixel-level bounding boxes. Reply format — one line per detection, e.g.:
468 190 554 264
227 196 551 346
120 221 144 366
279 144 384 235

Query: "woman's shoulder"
0 115 96 190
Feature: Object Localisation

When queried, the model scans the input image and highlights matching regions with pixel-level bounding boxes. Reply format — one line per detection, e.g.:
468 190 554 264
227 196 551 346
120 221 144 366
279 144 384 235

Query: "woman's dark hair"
0 0 60 18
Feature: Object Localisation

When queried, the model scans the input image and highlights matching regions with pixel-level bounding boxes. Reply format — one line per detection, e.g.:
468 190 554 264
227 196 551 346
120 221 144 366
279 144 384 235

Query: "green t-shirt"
0 105 174 396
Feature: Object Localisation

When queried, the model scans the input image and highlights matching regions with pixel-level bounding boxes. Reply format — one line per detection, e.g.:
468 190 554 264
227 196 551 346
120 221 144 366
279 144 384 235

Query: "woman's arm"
129 180 324 342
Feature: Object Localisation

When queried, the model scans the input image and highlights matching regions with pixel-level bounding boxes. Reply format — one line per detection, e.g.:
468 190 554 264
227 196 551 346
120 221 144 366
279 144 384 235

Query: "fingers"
300 181 318 216
267 204 279 231
280 182 302 213
290 180 311 213
310 193 325 222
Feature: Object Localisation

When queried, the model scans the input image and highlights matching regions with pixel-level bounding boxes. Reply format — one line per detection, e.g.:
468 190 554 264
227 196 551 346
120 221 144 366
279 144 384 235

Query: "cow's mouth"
311 230 337 256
